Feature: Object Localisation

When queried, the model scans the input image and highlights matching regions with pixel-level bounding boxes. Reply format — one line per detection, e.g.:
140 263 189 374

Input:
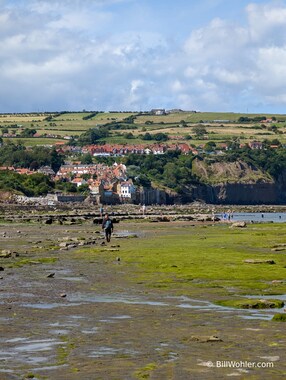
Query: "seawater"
218 212 286 223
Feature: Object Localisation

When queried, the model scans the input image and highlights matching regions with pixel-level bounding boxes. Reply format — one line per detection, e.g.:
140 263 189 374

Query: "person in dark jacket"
102 213 113 242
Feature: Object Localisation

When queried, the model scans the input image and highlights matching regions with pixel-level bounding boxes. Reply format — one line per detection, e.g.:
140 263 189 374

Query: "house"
14 168 35 175
151 109 166 116
260 118 273 123
118 180 136 201
152 145 165 155
177 143 191 154
71 178 87 188
249 141 263 150
89 180 104 195
38 166 55 177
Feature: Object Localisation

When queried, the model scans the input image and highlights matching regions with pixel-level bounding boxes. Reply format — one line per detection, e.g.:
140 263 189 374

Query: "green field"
1 111 286 146
3 137 67 146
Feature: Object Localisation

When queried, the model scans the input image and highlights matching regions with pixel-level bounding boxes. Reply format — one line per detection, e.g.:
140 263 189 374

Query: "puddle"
89 346 139 358
113 230 141 238
244 294 286 301
0 338 63 367
22 302 82 309
110 315 131 319
13 339 62 352
169 295 285 321
238 308 283 321
58 276 87 282
32 364 69 372
49 321 80 328
5 337 28 343
82 327 99 334
49 329 70 335
69 293 168 306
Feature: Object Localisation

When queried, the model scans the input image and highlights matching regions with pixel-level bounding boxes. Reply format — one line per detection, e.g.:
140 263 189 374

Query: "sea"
218 212 286 223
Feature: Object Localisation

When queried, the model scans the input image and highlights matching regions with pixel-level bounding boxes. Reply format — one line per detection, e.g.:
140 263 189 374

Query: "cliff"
168 159 285 205
192 159 273 185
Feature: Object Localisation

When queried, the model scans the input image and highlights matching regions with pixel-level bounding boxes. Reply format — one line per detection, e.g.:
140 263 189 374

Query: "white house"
71 178 87 188
119 180 136 200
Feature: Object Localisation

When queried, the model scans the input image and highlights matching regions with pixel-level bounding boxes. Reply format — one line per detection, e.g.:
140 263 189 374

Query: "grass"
6 257 58 268
75 223 286 298
3 137 67 146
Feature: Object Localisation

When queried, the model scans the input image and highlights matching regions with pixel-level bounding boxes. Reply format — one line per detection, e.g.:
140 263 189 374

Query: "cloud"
1 0 286 112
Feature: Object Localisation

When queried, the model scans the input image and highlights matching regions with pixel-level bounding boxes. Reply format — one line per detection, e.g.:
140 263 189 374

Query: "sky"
1 0 286 113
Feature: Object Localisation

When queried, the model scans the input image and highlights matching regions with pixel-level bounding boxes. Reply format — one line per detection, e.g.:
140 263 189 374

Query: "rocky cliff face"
277 169 286 203
175 160 286 205
192 159 273 185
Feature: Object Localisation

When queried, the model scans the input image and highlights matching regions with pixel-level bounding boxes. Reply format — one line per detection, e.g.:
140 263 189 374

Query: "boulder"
59 242 69 248
0 250 12 258
230 221 246 228
244 259 275 264
189 335 223 343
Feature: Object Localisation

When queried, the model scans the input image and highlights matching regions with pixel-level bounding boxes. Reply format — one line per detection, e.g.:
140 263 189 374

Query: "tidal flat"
0 219 286 379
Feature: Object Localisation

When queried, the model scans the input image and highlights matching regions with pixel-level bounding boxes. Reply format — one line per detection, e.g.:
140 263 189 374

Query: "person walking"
102 213 113 242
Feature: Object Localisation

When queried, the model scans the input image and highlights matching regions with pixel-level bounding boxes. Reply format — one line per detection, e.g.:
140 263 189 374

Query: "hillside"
192 158 274 185
1 111 286 147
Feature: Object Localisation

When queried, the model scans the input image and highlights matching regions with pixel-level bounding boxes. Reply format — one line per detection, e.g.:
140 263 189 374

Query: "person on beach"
102 213 113 242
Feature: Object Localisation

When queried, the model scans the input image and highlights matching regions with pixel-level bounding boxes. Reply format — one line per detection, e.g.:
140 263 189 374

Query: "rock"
230 221 246 228
0 250 13 258
45 218 53 224
244 259 275 264
0 266 4 271
101 248 120 252
59 242 69 248
189 335 223 343
47 273 55 278
67 244 77 249
271 247 286 252
272 313 286 322
60 293 67 298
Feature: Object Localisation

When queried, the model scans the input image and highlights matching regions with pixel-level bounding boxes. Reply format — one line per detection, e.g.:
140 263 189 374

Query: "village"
0 136 283 206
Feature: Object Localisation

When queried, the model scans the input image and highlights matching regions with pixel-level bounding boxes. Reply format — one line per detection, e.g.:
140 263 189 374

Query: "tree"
77 127 109 145
20 128 37 137
153 132 168 142
142 132 152 141
123 132 134 139
193 125 207 138
204 141 216 152
81 153 93 164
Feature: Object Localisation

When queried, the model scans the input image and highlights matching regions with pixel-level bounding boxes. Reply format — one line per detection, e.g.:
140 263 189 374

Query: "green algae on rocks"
272 313 286 321
216 299 284 309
